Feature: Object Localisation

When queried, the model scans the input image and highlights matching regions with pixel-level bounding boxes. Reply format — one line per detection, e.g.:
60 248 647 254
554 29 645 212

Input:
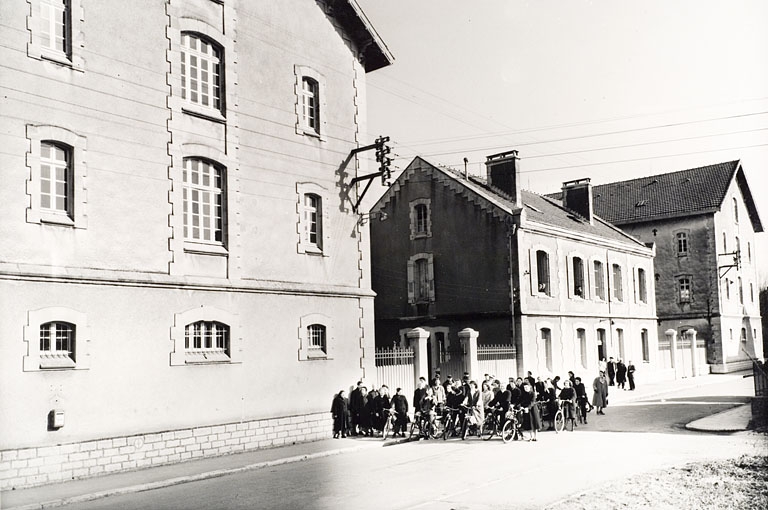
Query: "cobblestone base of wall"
0 412 332 490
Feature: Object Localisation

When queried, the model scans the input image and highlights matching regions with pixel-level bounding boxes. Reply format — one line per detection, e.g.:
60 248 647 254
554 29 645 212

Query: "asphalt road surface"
63 377 763 510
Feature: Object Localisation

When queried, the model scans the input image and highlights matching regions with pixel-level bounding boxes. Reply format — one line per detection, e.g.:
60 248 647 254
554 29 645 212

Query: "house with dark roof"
370 152 662 381
548 161 764 373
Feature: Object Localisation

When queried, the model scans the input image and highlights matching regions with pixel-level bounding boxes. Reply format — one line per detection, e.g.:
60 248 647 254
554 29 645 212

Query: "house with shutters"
549 161 764 373
0 0 391 489
370 152 660 381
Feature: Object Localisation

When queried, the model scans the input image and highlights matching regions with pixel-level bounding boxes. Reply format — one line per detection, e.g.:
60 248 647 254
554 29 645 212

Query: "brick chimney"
485 150 521 206
561 178 594 224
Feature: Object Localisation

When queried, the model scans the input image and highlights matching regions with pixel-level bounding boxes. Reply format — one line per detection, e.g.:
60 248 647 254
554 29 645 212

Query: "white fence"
477 344 517 380
375 347 415 400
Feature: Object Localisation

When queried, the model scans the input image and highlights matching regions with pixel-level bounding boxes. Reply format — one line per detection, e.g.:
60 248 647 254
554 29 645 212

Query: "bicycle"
559 399 577 432
481 406 516 443
381 409 400 440
409 410 439 440
539 400 565 433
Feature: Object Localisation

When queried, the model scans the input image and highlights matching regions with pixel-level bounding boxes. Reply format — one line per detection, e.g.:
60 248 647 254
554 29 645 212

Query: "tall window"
733 197 739 223
637 268 647 303
184 321 229 356
40 321 75 361
183 158 226 245
414 258 430 302
577 328 587 368
751 283 754 303
748 242 752 263
181 33 222 111
641 329 650 362
40 141 72 217
679 277 691 303
593 260 605 300
39 0 69 54
542 328 552 371
536 250 550 295
307 324 327 353
596 328 606 361
676 232 688 256
617 328 625 360
415 204 428 235
725 279 730 300
723 233 727 252
736 237 741 258
612 264 623 302
572 257 585 298
303 194 322 249
741 328 747 343
301 78 320 133
738 277 743 304
408 253 434 305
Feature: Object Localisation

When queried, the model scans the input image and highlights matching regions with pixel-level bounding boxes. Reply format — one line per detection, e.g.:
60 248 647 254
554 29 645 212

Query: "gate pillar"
665 329 678 379
459 328 480 383
686 328 698 377
407 328 430 387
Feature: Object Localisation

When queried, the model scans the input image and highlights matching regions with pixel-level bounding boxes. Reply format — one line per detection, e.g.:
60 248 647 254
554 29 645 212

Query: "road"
63 377 763 510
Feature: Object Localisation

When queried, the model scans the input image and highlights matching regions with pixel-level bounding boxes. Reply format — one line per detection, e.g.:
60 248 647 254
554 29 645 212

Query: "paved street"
56 376 763 510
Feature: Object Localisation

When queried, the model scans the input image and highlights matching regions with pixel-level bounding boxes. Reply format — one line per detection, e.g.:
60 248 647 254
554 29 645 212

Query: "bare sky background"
356 0 768 284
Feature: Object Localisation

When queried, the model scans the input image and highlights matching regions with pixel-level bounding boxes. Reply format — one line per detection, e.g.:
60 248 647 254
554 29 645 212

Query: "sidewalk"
1 371 755 510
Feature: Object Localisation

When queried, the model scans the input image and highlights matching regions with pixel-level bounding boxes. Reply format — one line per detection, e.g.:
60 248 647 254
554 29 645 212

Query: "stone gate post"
459 328 480 382
665 329 678 379
407 327 430 387
686 328 698 377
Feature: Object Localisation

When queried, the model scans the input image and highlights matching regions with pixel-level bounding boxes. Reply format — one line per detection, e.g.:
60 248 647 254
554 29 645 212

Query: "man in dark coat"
349 381 364 436
488 384 512 426
574 377 589 424
331 390 348 438
627 361 636 390
391 387 409 437
413 377 427 415
616 360 627 390
607 357 616 386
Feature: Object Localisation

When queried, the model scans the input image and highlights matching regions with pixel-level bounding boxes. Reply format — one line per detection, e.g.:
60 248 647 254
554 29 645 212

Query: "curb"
5 442 385 510
683 403 751 433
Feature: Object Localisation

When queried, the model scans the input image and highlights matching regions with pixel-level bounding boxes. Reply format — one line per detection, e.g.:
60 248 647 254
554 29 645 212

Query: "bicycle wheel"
501 420 515 443
383 417 392 440
461 417 470 440
554 410 565 433
428 419 439 439
409 418 419 440
481 418 496 441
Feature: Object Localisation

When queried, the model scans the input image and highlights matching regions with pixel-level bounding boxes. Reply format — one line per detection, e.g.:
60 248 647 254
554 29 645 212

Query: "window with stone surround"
294 66 326 139
298 314 333 361
24 307 90 371
409 198 432 239
296 182 330 255
572 256 585 298
408 253 435 304
675 231 689 257
27 0 84 70
678 276 692 303
593 260 606 300
535 250 551 296
171 307 240 366
26 125 87 228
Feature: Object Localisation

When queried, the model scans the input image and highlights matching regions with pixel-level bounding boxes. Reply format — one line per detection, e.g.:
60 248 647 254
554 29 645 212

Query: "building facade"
566 162 764 373
370 153 660 383
0 0 392 489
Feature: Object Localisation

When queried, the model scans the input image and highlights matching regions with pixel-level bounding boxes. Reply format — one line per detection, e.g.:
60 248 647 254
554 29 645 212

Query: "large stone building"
0 0 391 489
370 152 661 382
553 161 763 373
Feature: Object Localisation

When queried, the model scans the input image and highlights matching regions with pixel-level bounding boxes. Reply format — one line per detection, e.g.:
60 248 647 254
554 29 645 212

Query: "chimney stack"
485 150 521 206
561 178 594 224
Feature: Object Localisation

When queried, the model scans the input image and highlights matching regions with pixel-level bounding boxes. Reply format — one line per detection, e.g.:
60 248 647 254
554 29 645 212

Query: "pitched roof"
375 157 649 250
546 161 762 231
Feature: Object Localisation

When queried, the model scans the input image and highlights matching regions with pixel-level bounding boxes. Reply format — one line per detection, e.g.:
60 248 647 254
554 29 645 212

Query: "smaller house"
370 152 663 382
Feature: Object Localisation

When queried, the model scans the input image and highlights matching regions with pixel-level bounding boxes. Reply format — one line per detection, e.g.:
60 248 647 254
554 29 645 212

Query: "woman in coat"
519 382 541 441
331 390 349 438
592 371 609 415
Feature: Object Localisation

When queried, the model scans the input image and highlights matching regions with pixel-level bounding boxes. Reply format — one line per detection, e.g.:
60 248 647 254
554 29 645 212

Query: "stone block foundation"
0 412 332 490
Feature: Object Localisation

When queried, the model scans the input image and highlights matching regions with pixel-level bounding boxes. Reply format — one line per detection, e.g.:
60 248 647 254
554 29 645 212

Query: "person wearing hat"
442 374 453 392
592 370 609 415
573 377 589 424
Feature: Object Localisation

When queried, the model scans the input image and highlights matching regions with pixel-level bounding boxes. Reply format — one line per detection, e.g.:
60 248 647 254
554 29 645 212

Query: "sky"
355 0 768 283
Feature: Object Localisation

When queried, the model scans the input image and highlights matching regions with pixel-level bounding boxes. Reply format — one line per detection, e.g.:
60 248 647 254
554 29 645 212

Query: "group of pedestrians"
601 357 636 390
331 365 635 439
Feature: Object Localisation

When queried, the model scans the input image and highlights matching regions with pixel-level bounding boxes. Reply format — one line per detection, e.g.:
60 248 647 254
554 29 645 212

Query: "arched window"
185 320 230 355
301 77 320 133
303 193 322 249
182 158 226 245
307 324 327 353
733 197 739 223
40 141 73 217
40 321 76 367
181 32 223 111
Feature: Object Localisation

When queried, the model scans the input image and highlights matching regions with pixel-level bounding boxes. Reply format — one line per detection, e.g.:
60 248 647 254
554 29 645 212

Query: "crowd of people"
331 366 633 440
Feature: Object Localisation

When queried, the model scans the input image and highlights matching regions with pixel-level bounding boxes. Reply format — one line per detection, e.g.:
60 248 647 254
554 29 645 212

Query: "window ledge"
412 233 430 240
182 106 226 124
40 50 74 68
184 350 231 364
184 241 228 255
299 127 322 139
40 211 75 227
40 353 76 369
